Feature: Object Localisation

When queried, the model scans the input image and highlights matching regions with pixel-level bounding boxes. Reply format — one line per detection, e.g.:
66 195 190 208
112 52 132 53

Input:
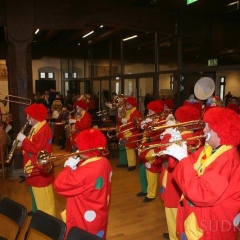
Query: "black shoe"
27 211 33 216
143 197 155 202
162 233 170 240
128 166 136 171
116 164 128 168
136 192 147 197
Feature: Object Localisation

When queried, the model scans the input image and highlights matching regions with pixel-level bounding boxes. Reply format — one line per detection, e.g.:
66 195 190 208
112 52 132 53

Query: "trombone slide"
138 135 206 156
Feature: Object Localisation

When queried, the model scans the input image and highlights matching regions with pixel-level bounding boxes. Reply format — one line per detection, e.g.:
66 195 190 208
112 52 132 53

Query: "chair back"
66 226 104 240
24 210 66 240
0 197 27 240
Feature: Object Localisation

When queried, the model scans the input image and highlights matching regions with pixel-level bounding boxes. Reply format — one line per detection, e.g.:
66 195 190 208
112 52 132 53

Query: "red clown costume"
54 129 112 238
138 100 165 201
70 100 92 150
117 96 142 170
159 105 203 240
20 103 55 216
170 107 240 240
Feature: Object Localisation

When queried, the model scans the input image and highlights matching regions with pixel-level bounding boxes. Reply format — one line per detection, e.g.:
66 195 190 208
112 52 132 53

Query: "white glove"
69 119 76 124
160 127 175 139
64 156 80 170
17 132 26 142
121 118 127 124
17 141 22 147
140 118 152 129
165 114 176 125
169 129 182 142
163 142 188 161
233 213 240 227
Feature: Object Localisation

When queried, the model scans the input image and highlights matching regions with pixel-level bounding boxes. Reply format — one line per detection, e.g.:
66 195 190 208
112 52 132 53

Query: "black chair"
66 226 104 240
24 210 66 240
0 197 27 240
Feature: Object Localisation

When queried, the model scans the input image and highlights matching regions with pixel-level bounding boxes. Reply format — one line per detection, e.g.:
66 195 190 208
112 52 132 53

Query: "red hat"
75 128 107 151
203 107 240 146
175 106 201 123
74 100 88 110
147 100 164 114
25 103 48 121
226 103 239 114
164 99 174 110
125 97 137 107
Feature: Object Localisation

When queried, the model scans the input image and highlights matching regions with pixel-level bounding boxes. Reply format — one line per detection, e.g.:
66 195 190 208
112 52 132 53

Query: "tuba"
194 77 215 100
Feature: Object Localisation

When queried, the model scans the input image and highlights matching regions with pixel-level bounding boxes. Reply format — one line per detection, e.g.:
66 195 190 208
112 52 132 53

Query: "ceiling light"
100 25 103 28
123 35 138 41
35 29 39 34
82 31 94 38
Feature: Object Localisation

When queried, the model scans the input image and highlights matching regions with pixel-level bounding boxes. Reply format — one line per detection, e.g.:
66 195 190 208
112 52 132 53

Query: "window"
219 76 226 101
39 72 54 79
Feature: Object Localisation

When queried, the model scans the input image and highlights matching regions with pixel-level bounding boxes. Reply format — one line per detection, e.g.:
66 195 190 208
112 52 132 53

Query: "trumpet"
138 134 206 156
106 117 140 139
0 92 31 106
24 147 109 176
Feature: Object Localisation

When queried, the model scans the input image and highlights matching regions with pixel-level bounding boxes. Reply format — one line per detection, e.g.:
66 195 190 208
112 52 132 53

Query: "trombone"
138 134 206 156
119 119 204 146
24 147 109 176
0 93 31 106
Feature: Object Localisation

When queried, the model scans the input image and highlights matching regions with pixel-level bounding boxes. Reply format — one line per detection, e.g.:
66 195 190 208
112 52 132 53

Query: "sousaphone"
194 77 215 100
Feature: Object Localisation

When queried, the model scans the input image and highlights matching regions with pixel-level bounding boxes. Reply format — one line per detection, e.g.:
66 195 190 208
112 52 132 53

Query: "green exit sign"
208 59 218 66
187 0 198 4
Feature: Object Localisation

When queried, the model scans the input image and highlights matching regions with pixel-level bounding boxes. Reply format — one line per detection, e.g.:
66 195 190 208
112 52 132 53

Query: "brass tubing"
24 147 109 176
138 134 206 155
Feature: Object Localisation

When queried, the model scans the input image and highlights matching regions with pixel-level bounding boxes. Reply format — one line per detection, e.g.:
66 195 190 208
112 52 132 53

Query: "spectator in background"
224 91 232 106
144 93 153 116
0 120 8 148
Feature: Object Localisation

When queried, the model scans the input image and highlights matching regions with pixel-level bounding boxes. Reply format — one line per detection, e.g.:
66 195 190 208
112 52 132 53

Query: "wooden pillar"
5 0 34 133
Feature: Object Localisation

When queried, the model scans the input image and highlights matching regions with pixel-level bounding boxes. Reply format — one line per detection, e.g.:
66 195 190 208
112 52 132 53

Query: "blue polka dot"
181 232 187 240
160 186 165 194
28 153 32 157
96 230 104 238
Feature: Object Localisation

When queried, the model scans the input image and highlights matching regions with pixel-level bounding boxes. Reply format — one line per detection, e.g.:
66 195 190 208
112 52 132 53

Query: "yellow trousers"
165 207 178 240
125 147 136 167
146 169 158 198
32 184 56 217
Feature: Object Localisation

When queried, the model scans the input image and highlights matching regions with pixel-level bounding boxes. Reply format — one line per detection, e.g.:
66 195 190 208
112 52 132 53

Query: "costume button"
179 200 184 207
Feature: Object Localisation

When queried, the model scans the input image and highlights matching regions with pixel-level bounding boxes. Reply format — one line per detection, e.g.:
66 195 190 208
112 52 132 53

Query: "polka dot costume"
54 156 112 238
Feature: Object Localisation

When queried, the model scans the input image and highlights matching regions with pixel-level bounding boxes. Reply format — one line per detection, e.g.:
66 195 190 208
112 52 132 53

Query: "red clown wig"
226 103 240 114
125 97 137 107
203 107 240 146
183 100 202 115
25 103 48 121
175 105 201 123
164 99 174 110
74 100 88 110
147 100 164 114
75 128 107 151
